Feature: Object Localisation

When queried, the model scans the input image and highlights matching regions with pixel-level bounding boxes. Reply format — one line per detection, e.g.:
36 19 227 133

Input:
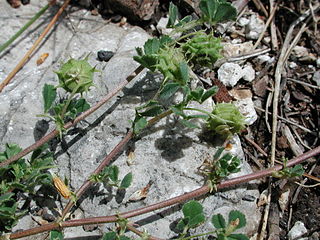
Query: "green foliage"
0 143 54 233
272 158 304 179
199 0 237 25
90 166 132 190
177 200 205 234
207 103 246 139
198 147 241 192
40 57 95 137
175 201 248 239
50 230 64 240
211 210 248 240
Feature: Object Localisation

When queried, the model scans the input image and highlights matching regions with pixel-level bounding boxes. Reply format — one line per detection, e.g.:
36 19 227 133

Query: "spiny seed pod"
182 32 222 67
155 47 187 84
208 103 246 138
55 58 97 94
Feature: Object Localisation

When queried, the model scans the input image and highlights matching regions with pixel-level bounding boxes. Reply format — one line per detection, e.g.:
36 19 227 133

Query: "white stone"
317 58 320 67
238 17 250 26
218 63 243 87
287 221 308 240
234 98 257 125
312 71 320 87
242 65 255 82
256 54 273 64
246 14 265 40
289 61 298 69
222 41 254 57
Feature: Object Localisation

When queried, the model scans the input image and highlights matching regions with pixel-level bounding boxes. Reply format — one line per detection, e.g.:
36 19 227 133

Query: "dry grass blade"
0 0 71 93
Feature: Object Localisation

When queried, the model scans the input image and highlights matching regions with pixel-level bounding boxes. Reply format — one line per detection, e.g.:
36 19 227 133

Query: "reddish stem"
9 145 320 239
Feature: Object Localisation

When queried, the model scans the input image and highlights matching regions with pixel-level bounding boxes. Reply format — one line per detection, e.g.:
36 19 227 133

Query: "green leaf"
74 98 90 114
214 2 237 23
228 234 249 240
43 84 57 113
199 0 218 23
228 210 246 229
132 116 148 134
101 232 117 240
180 119 200 129
50 230 63 240
108 166 119 183
140 106 163 117
171 106 186 118
182 200 205 228
201 86 218 103
167 2 178 27
30 143 49 162
179 61 189 85
176 15 193 27
199 0 237 25
190 88 205 102
213 147 224 160
0 193 15 204
211 213 226 229
160 82 180 100
1 143 22 160
290 164 304 176
120 172 133 189
144 38 160 55
119 236 132 240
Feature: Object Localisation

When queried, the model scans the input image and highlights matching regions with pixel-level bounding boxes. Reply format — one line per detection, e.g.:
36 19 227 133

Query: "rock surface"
0 2 261 239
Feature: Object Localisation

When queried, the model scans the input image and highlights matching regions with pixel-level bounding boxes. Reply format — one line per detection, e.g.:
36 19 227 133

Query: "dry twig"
0 0 71 93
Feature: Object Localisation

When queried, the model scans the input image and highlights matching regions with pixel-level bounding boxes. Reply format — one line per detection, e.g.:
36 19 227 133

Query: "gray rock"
287 221 308 240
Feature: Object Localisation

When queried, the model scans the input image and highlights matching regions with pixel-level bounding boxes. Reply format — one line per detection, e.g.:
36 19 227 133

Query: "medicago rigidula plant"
39 57 98 137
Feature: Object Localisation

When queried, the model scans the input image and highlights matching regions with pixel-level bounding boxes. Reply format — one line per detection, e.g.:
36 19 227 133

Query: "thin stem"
9 145 320 239
0 4 50 53
0 0 71 93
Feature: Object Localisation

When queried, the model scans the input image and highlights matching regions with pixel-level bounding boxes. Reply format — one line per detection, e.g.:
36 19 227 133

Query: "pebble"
317 58 320 67
312 70 320 87
242 64 255 82
289 61 298 69
218 63 243 87
238 17 250 26
256 54 274 64
245 14 265 40
234 97 257 125
287 221 308 240
222 41 254 57
292 46 309 58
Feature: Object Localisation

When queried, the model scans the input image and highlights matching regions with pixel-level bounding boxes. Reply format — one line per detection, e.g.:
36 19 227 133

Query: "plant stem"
0 65 144 168
0 4 50 54
9 145 320 239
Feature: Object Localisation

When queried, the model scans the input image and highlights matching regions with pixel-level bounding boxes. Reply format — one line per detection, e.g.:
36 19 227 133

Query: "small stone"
289 61 298 69
222 42 254 57
263 36 271 43
287 221 308 240
245 14 265 40
256 54 274 64
233 97 257 125
156 17 174 36
97 50 114 62
242 64 255 82
292 46 309 58
317 58 320 67
238 17 250 26
312 70 320 87
218 63 243 87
